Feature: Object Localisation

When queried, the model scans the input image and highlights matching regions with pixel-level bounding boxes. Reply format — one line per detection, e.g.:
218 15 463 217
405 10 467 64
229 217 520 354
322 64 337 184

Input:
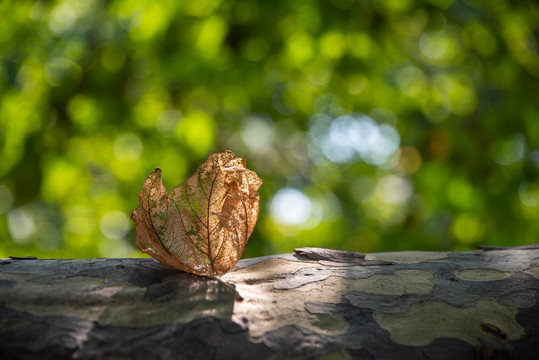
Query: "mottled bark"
1 247 538 359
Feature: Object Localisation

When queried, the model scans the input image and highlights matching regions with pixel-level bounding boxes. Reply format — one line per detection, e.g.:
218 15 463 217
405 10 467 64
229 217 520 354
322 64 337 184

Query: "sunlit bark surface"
1 247 538 359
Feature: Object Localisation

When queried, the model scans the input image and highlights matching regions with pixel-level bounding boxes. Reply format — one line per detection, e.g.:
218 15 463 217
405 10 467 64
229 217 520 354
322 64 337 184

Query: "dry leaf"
131 151 262 277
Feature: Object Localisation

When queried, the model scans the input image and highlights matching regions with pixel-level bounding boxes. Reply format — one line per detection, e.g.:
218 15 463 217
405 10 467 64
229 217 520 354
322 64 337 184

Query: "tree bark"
1 247 538 359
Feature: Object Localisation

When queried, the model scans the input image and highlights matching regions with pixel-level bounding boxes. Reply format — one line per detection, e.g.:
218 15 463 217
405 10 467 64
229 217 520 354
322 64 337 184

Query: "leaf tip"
130 209 137 222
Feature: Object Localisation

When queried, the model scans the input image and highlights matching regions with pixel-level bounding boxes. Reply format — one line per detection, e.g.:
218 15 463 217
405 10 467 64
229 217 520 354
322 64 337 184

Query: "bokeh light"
270 188 312 227
1 0 538 259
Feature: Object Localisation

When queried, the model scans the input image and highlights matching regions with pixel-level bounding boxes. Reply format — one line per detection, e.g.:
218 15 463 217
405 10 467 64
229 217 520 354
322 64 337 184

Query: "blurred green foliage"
1 0 538 260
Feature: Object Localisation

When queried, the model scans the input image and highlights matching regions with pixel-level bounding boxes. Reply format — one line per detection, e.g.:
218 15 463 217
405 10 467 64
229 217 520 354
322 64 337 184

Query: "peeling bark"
1 247 538 359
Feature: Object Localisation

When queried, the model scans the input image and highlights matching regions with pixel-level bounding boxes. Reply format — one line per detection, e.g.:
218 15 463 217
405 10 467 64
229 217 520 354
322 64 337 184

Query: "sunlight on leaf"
131 151 262 277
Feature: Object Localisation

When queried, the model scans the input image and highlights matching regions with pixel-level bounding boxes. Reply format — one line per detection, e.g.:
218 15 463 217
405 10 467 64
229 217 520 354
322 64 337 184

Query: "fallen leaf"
131 151 262 277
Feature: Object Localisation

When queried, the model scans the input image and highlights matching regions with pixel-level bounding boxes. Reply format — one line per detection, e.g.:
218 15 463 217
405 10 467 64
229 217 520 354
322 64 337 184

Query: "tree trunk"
1 247 538 359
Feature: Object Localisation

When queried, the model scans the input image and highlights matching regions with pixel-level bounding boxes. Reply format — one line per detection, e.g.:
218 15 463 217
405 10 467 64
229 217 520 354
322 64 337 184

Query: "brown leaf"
131 151 262 277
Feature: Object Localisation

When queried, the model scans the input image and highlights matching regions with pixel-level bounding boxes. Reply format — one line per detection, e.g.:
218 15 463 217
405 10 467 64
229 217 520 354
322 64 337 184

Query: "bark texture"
1 247 538 359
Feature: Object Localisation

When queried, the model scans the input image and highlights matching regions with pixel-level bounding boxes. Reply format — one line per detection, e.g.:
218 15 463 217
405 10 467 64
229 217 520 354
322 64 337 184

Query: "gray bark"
1 247 538 359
